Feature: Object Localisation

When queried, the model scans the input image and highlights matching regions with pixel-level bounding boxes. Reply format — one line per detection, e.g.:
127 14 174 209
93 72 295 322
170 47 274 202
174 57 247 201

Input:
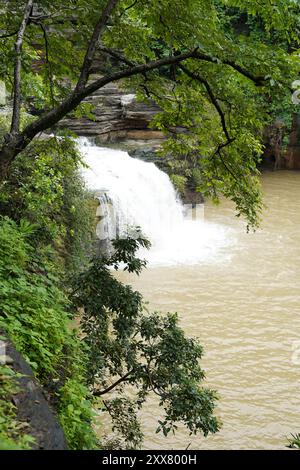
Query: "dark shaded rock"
128 147 168 169
262 114 300 170
285 113 300 169
181 186 204 205
262 120 286 169
2 333 68 450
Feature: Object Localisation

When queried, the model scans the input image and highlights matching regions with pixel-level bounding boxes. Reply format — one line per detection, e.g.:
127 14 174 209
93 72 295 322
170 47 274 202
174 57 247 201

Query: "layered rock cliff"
60 81 164 147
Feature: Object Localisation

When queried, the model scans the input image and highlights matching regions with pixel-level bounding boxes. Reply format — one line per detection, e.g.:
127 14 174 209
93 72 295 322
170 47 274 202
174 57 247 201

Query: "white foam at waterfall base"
79 138 233 266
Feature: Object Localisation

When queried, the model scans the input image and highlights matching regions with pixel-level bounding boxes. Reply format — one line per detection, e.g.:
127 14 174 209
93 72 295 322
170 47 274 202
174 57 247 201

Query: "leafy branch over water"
72 234 220 448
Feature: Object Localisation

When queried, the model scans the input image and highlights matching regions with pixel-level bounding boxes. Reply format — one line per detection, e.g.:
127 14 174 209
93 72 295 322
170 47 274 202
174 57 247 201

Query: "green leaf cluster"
0 216 98 449
0 134 94 269
1 0 299 227
72 235 220 448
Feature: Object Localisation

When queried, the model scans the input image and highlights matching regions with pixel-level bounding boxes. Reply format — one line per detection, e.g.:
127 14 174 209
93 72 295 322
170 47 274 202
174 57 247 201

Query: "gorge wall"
263 114 300 170
61 81 164 148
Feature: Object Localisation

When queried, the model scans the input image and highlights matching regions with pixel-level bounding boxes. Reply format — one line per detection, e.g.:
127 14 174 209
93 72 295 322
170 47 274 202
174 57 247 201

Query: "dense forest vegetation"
0 0 300 450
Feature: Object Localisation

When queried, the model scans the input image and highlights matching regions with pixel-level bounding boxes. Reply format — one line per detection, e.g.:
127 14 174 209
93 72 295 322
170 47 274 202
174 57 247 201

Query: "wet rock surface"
2 332 68 450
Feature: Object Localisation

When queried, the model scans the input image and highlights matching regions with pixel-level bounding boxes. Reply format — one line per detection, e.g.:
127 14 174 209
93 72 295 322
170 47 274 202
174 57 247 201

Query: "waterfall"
79 138 232 266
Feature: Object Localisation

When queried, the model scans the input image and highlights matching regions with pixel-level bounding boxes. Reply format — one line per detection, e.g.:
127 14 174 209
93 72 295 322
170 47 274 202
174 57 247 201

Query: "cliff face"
61 81 164 146
5 73 300 171
285 114 300 170
1 331 68 450
263 114 300 170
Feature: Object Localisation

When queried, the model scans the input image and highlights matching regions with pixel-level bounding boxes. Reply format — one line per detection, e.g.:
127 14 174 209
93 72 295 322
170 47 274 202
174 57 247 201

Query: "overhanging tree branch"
75 0 119 92
179 65 235 144
93 369 133 397
10 0 33 135
19 49 203 144
97 44 136 67
0 30 18 39
193 50 265 86
0 48 263 169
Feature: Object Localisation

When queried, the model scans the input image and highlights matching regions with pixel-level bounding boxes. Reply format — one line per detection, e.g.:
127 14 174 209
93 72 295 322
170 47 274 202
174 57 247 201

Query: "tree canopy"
0 0 299 226
1 0 300 451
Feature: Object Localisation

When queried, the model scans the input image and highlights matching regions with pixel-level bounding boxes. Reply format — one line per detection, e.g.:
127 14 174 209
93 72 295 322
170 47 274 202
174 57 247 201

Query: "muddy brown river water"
115 171 300 450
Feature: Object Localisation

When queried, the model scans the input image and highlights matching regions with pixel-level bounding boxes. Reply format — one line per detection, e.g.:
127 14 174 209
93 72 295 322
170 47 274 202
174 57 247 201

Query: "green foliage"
287 433 300 449
170 174 187 195
0 217 68 375
103 398 144 450
0 362 35 450
0 216 98 450
58 378 96 450
0 135 94 269
1 0 299 228
72 234 220 449
57 344 99 450
0 125 98 449
222 0 300 38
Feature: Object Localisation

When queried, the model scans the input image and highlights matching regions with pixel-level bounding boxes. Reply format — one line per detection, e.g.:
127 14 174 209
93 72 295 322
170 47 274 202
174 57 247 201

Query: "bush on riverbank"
0 136 98 449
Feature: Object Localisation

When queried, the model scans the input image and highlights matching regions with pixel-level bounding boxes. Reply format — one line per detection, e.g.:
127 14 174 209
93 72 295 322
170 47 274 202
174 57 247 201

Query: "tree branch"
0 43 266 179
193 50 265 86
75 0 119 92
97 44 136 67
4 49 256 146
216 147 239 183
0 30 18 39
179 65 234 144
10 0 33 134
93 369 133 397
119 0 139 18
20 49 201 143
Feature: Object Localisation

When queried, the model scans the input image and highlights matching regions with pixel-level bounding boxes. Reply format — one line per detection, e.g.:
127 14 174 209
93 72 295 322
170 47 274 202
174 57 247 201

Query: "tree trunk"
0 136 24 181
0 150 14 181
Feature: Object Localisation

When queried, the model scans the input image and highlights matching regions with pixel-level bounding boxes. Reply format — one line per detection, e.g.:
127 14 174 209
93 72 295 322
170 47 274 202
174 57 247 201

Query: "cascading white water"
79 138 233 266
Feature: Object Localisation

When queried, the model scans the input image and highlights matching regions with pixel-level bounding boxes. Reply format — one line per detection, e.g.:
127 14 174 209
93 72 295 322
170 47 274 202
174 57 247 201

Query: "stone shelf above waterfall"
60 80 164 146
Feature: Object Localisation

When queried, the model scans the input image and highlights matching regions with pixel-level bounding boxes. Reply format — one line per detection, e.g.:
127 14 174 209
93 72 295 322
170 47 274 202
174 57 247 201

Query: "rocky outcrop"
262 113 300 170
1 332 68 450
61 81 164 146
263 120 285 169
285 113 300 169
127 148 203 203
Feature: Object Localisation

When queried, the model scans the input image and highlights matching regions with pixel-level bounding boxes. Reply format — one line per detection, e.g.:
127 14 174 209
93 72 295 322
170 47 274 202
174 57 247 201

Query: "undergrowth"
0 136 98 450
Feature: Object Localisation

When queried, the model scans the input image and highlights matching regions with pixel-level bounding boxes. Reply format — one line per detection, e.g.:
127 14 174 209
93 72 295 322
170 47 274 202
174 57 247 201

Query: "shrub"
0 216 98 449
